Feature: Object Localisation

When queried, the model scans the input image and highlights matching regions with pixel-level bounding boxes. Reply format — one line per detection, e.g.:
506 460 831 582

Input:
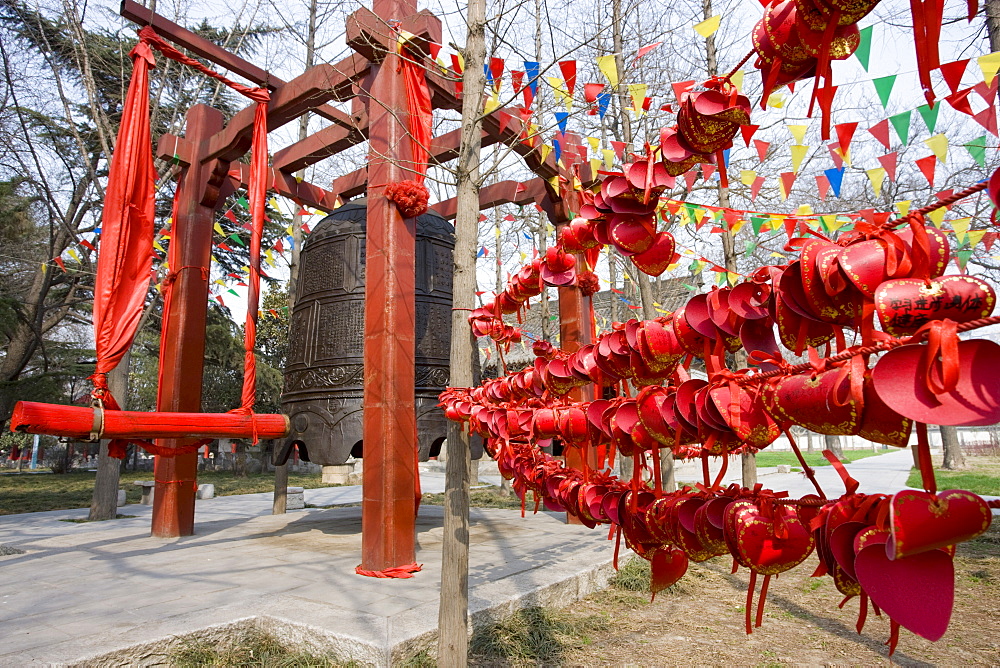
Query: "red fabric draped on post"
400 45 432 182
90 39 157 457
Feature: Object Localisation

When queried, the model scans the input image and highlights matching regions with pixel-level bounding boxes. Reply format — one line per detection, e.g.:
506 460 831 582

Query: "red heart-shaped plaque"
765 367 861 435
631 232 676 276
650 546 689 595
871 339 1000 426
609 214 656 255
889 489 993 559
854 544 955 641
730 501 815 574
875 275 996 336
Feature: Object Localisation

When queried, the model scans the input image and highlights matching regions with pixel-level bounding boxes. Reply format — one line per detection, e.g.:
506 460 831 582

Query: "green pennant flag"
855 26 873 71
966 136 987 167
688 259 700 273
744 240 757 255
715 271 727 285
889 111 911 145
229 233 246 248
873 75 896 109
917 103 939 134
236 196 249 209
682 283 697 291
228 288 240 296
956 248 974 271
751 216 767 235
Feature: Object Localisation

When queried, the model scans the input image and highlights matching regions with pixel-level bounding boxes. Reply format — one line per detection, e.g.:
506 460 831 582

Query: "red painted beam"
11 402 288 441
433 178 549 220
226 163 341 212
272 114 368 172
120 0 358 130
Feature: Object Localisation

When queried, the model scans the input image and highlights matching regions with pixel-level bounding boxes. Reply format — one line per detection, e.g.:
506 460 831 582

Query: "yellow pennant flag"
822 214 843 232
896 200 911 216
453 52 465 71
790 145 809 172
153 239 165 253
520 251 528 262
967 229 987 248
590 158 603 175
547 76 572 111
627 83 648 115
730 219 745 234
727 271 740 285
767 92 785 108
587 137 601 152
866 167 886 197
928 207 946 228
596 55 619 88
268 197 280 210
540 144 553 163
979 51 1000 85
730 70 744 91
797 204 813 216
214 222 225 235
694 15 721 38
923 133 948 163
950 217 972 239
740 169 757 186
484 90 501 114
786 124 808 144
603 148 616 169
67 248 80 262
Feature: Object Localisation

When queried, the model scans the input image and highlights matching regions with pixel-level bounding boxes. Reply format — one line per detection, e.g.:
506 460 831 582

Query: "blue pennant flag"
554 111 569 134
484 63 494 89
596 92 611 118
524 61 539 95
722 148 731 168
824 167 846 197
553 139 562 163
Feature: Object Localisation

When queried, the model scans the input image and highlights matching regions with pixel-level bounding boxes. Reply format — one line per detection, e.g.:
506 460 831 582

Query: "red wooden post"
151 105 225 538
359 0 420 571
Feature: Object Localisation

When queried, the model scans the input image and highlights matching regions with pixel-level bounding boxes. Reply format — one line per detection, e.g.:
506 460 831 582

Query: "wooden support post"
359 0 419 571
151 105 225 538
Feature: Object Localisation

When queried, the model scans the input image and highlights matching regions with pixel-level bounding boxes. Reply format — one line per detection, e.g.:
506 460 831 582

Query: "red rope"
355 563 423 578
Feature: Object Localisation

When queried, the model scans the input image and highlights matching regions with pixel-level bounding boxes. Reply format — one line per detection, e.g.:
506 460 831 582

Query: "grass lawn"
421 484 532 510
753 448 890 469
0 469 332 516
905 455 1000 496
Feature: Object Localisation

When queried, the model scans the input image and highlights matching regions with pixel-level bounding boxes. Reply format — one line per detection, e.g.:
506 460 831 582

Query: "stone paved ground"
0 450 945 666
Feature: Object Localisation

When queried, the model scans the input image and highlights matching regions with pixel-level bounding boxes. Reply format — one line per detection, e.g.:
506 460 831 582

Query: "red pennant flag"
834 122 859 156
665 201 683 215
671 80 695 103
218 242 232 251
274 237 284 253
701 164 716 181
498 111 513 135
642 97 653 111
635 42 662 61
451 54 464 97
559 60 577 96
974 78 999 106
783 217 797 240
583 83 604 103
939 59 969 94
827 142 844 169
224 210 238 223
511 71 524 94
750 175 765 201
427 42 441 60
53 256 66 272
868 119 891 150
973 105 999 136
80 238 97 252
983 231 998 252
489 57 505 89
301 223 311 234
684 170 698 191
780 172 797 196
215 295 225 306
946 88 976 116
740 124 759 147
610 141 628 159
915 154 936 186
877 152 898 181
816 174 830 200
522 86 535 108
753 139 770 161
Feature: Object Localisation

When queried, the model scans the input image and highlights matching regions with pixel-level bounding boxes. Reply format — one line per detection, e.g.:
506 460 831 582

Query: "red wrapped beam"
10 401 289 441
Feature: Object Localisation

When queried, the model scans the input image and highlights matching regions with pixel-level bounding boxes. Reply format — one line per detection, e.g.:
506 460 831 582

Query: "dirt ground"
554 524 1000 667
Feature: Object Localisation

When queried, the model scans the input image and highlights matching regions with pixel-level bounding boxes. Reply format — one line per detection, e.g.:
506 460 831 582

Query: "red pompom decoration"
385 180 430 219
577 270 600 297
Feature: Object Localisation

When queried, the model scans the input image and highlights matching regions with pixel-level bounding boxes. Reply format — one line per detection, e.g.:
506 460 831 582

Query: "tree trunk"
233 443 247 478
825 434 844 458
273 461 288 514
89 352 129 520
941 425 966 470
659 448 677 492
806 430 815 452
987 0 1000 51
438 0 486 660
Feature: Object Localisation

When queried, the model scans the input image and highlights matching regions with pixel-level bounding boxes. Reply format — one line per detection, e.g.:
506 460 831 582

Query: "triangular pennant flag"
584 83 604 103
973 105 999 136
855 25 873 71
740 124 759 146
872 75 896 108
965 135 987 166
511 70 524 94
878 152 898 181
751 215 767 235
224 210 238 223
754 139 770 161
672 80 695 103
915 154 936 186
693 15 720 38
927 208 946 228
889 111 911 145
896 200 911 216
596 92 612 118
868 119 892 150
730 70 744 91
627 83 647 114
750 175 765 201
596 55 619 87
866 167 886 197
779 172 796 199
558 60 577 96
923 133 948 163
967 229 987 248
554 111 569 133
816 174 830 200
946 87 976 116
635 42 662 61
917 103 940 133
827 142 844 169
834 122 859 156
740 169 757 186
978 52 1000 85
610 141 628 159
786 124 808 144
523 61 539 94
790 144 809 172
603 148 615 169
940 59 969 94
824 167 845 197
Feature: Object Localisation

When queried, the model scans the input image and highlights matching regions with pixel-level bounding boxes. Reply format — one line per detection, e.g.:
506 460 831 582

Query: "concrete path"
0 450 956 666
